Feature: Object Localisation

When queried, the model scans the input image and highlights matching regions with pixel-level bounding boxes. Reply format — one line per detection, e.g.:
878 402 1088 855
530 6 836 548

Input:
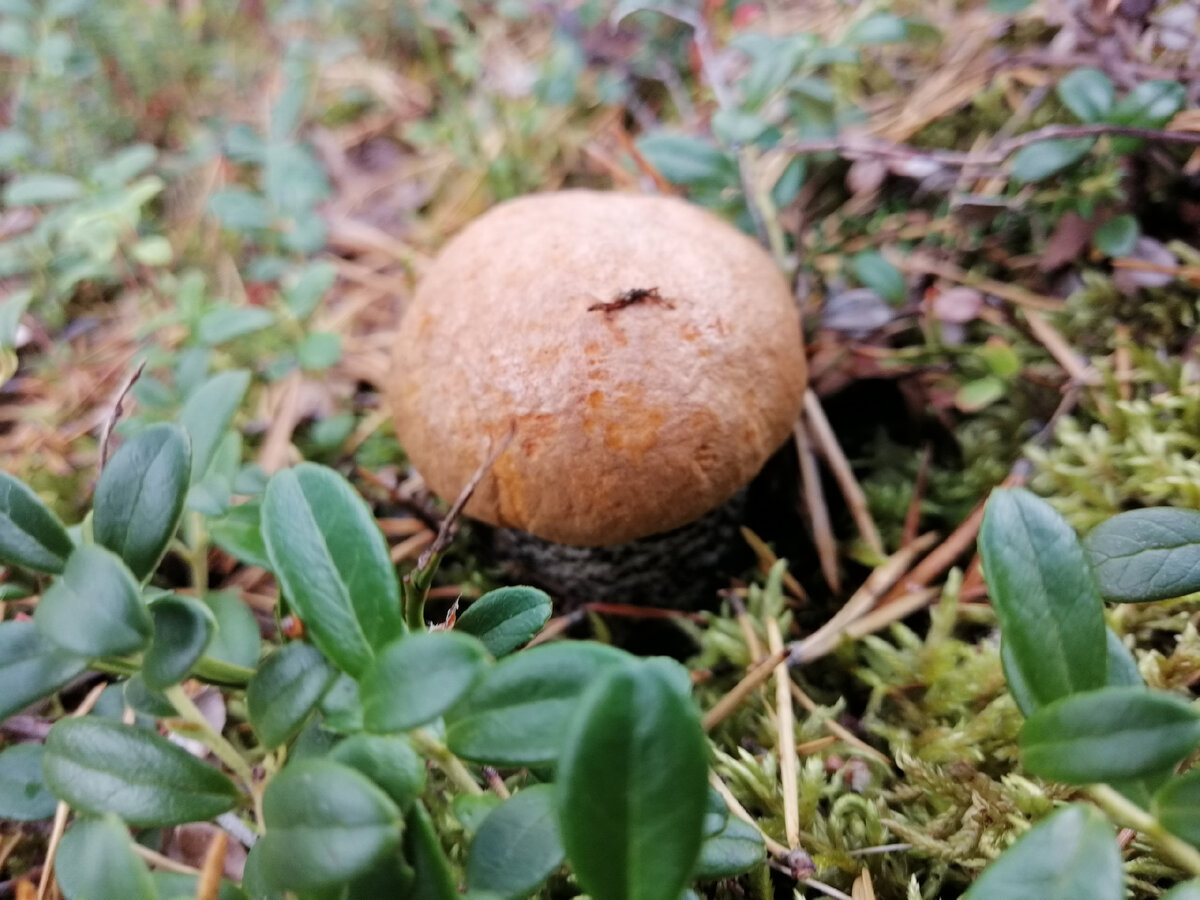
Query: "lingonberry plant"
0 403 765 899
970 488 1200 898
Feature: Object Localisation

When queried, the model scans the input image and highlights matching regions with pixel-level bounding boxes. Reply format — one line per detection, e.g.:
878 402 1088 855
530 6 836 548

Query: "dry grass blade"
740 527 809 603
98 359 146 468
793 531 939 663
708 773 791 859
728 592 766 663
256 370 303 475
851 867 877 900
703 646 790 732
804 389 884 555
902 445 932 546
795 417 840 593
841 587 943 646
1022 309 1099 386
789 681 893 769
768 617 800 849
896 253 1064 311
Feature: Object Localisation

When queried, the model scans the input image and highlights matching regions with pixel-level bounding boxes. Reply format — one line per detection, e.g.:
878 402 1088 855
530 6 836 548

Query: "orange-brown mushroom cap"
388 190 807 546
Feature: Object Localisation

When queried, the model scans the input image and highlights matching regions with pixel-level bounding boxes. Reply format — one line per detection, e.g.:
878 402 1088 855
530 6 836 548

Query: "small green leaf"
93 423 191 581
284 261 337 319
197 306 276 346
455 586 552 657
297 331 342 371
42 717 240 826
143 594 216 690
980 489 1108 710
844 12 908 45
556 659 708 900
955 376 1006 412
3 172 85 206
199 591 261 671
403 800 458 900
1153 770 1200 847
634 133 737 186
963 804 1120 900
711 109 769 146
0 743 57 821
1162 881 1200 900
1110 80 1185 128
1010 138 1095 182
150 872 248 900
208 188 273 231
261 464 404 677
467 785 564 898
0 470 75 573
694 816 766 880
329 734 425 811
361 631 489 733
1092 214 1139 258
1084 508 1200 603
851 251 906 305
257 759 403 892
445 642 629 766
247 642 337 749
455 794 502 835
1021 686 1200 783
178 370 250 486
131 235 173 267
208 501 271 570
1057 68 1114 123
54 815 157 900
35 545 152 658
320 671 364 733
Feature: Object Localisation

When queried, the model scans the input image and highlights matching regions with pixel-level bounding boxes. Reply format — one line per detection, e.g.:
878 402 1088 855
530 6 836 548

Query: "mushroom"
388 189 807 607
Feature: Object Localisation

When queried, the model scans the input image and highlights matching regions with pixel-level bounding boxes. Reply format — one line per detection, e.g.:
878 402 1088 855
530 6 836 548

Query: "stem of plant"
164 684 255 788
410 728 483 796
186 511 209 595
1087 784 1200 877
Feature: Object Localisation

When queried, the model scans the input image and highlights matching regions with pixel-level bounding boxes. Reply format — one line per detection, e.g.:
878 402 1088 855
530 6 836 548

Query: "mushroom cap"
388 189 807 546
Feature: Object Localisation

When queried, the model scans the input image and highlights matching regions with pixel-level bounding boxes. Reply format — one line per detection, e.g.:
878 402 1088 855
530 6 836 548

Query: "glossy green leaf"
42 717 240 827
1162 881 1200 900
1010 138 1094 182
320 671 364 733
694 816 765 880
143 594 216 690
262 464 403 676
702 787 729 838
284 261 337 319
208 188 272 231
3 172 84 206
199 591 261 671
963 805 1120 900
556 659 708 900
844 12 908 45
711 108 769 146
1110 80 1185 128
361 631 489 733
329 734 425 811
0 470 74 573
980 489 1107 709
1153 770 1200 847
1005 627 1140 718
454 794 503 834
35 545 152 658
0 743 57 820
1092 214 1138 258
54 815 157 900
197 305 276 346
467 785 563 898
955 376 1006 412
1021 687 1200 783
209 501 271 570
247 642 337 749
0 620 89 719
297 332 342 371
445 642 628 766
455 586 552 657
257 759 402 892
403 800 457 900
851 250 906 305
1057 68 1114 123
634 133 736 186
93 423 191 581
1084 508 1200 603
178 369 250 486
